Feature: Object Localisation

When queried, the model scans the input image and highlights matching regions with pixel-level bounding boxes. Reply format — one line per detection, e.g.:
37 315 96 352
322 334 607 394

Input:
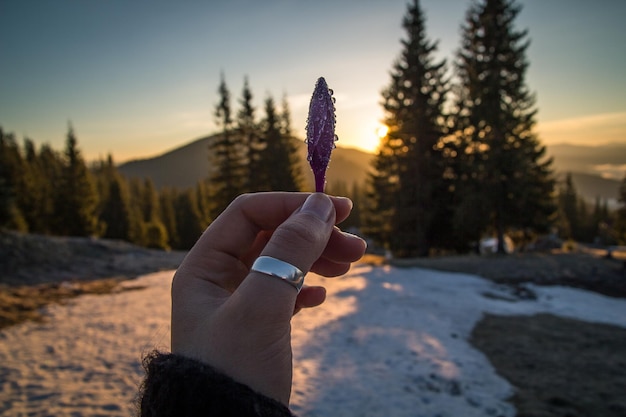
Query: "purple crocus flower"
306 77 337 193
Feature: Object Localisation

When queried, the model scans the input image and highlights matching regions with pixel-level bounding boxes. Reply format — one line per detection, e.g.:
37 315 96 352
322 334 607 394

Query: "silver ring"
251 256 305 293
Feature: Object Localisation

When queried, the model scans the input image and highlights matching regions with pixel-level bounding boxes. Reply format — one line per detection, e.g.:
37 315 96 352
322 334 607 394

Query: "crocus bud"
306 77 337 193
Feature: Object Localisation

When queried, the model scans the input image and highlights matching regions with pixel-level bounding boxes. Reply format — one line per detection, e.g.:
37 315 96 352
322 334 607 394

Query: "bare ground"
471 313 626 417
0 231 186 329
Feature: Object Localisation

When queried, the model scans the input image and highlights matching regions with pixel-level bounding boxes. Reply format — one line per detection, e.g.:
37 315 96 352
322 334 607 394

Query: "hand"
170 192 367 405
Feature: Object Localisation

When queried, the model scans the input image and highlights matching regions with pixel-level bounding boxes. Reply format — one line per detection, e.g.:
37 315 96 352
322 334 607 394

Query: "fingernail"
300 193 334 222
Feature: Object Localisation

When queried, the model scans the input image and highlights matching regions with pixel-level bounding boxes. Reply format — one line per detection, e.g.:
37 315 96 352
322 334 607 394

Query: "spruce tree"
591 197 611 245
260 95 301 192
614 175 626 245
279 93 293 138
367 0 449 257
91 154 141 243
279 94 303 191
175 189 204 250
195 180 212 226
209 74 246 216
453 0 555 252
38 144 63 234
100 173 134 241
55 125 100 236
0 129 28 231
236 76 263 191
139 178 160 223
127 178 148 245
159 187 179 249
556 173 578 239
18 138 45 232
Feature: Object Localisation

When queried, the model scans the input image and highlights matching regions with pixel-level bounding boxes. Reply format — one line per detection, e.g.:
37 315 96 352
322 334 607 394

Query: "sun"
376 124 389 139
361 123 389 152
345 121 389 153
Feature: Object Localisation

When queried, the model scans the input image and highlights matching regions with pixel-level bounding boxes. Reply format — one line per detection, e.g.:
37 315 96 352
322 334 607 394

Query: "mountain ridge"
117 135 623 204
118 134 373 191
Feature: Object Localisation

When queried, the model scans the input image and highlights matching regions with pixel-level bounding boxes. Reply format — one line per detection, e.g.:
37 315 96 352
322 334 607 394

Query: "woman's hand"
170 192 367 405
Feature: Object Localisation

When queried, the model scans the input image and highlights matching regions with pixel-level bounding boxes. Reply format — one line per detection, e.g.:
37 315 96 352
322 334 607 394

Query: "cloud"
593 164 626 180
537 111 626 145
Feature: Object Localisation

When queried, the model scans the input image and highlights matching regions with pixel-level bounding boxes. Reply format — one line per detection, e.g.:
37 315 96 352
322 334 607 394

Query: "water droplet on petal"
332 97 336 104
328 88 334 95
334 134 339 142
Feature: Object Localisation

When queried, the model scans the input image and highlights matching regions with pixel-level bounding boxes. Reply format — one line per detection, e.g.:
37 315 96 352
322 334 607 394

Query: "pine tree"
37 143 64 234
159 187 179 249
91 154 140 243
367 0 449 257
614 175 626 245
236 76 264 191
260 95 302 192
557 173 578 239
18 138 45 232
195 180 212 226
209 74 246 216
175 189 204 250
279 93 293 138
100 172 134 241
139 178 160 223
591 196 612 245
279 94 303 191
453 0 555 253
126 178 148 245
55 125 101 236
0 128 28 231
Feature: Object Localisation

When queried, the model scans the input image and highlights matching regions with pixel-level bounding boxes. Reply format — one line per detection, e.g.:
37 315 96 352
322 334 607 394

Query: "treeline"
0 126 202 249
556 173 626 245
207 75 303 216
0 77 306 250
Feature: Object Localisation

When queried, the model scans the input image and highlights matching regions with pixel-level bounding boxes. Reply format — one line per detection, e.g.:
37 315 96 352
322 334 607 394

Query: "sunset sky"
1 0 625 162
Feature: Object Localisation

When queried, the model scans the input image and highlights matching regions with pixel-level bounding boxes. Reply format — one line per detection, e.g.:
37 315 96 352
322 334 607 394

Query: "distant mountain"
118 134 373 190
118 135 212 189
560 172 621 207
546 142 626 176
546 143 624 205
118 136 622 204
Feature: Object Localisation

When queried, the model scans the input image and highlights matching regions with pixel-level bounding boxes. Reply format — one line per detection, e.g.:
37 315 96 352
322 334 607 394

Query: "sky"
1 0 625 163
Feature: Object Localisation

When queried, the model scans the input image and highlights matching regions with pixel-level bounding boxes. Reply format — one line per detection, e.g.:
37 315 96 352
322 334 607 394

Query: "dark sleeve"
138 351 296 417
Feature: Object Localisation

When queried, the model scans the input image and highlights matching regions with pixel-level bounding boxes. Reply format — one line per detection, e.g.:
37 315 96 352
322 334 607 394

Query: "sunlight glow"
376 124 389 139
356 122 388 153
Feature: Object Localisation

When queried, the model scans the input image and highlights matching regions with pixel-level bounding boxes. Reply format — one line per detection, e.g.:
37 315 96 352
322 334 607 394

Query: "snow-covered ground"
1 264 625 416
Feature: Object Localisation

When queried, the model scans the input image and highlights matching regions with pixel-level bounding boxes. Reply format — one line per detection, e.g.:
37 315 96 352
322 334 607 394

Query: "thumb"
234 193 336 317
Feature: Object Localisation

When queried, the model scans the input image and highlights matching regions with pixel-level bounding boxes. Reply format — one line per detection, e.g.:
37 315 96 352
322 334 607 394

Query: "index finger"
175 192 353 291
